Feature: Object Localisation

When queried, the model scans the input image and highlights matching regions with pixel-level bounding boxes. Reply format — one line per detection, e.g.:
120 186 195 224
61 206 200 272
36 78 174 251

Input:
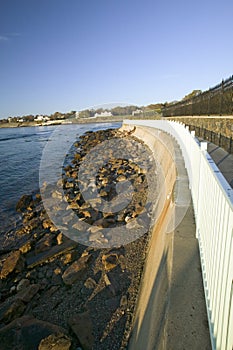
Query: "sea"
0 122 121 234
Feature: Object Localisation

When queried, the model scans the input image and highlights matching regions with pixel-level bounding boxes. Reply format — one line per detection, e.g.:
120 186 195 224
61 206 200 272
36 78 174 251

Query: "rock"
42 219 58 232
35 234 54 254
105 296 121 311
68 311 94 350
89 231 104 242
0 299 26 323
60 250 80 265
16 194 33 212
82 210 91 218
52 190 63 200
38 333 72 350
120 295 128 309
0 251 24 279
116 175 127 182
74 153 82 161
65 181 74 189
56 232 63 245
62 254 91 285
67 202 80 210
17 284 40 303
99 189 108 197
84 277 96 289
102 253 119 271
16 278 30 291
94 218 110 228
103 274 111 286
0 315 68 350
106 270 126 296
26 240 78 269
19 240 33 254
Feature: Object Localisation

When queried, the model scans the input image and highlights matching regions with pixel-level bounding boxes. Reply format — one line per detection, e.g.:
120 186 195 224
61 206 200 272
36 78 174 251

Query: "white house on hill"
94 111 112 118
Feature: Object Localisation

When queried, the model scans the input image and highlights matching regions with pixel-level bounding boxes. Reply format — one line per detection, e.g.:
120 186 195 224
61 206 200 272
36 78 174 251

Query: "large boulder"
0 315 69 350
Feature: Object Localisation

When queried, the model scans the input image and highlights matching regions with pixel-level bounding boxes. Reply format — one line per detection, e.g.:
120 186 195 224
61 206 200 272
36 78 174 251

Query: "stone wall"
168 117 233 154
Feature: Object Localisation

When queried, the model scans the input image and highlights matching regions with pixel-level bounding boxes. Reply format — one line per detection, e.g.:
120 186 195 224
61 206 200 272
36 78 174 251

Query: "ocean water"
0 122 121 234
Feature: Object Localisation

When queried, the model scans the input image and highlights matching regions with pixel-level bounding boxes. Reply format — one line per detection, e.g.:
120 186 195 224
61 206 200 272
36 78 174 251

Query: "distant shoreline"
0 117 124 129
0 115 163 129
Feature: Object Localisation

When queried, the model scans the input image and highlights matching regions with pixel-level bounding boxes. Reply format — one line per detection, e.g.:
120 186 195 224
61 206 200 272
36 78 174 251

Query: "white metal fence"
124 119 233 350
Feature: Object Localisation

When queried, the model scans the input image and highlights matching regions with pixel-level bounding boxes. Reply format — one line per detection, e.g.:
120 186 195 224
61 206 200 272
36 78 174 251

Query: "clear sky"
0 0 233 118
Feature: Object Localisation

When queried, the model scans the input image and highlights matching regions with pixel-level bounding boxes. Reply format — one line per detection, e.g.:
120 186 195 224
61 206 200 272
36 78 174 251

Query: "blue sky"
0 0 232 118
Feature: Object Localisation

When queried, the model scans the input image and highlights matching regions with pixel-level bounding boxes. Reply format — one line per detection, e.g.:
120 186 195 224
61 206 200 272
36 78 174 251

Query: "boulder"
35 234 54 254
16 194 33 212
16 283 40 303
0 315 68 350
0 250 24 279
38 333 71 350
62 254 91 285
68 311 94 350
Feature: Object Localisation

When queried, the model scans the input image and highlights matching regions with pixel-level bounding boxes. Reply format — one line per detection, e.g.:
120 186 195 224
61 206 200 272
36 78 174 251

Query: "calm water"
0 122 121 234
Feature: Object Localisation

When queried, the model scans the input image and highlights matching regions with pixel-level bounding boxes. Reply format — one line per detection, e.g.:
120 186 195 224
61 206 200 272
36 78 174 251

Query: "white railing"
124 120 233 350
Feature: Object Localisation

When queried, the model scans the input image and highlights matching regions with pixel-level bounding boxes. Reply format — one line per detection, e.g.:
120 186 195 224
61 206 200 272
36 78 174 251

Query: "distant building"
132 109 143 116
94 111 112 118
75 111 79 118
34 115 44 122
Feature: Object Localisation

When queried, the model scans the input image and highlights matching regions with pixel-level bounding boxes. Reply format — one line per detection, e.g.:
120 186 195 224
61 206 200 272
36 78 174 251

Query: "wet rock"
68 311 94 350
16 194 33 212
38 333 72 350
0 315 68 350
0 250 24 279
62 254 91 285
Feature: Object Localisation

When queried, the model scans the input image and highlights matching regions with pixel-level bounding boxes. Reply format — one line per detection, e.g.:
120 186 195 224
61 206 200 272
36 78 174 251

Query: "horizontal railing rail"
124 119 233 350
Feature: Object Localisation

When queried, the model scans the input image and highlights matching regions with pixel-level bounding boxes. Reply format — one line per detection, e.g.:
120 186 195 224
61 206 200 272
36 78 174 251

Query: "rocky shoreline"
0 128 157 350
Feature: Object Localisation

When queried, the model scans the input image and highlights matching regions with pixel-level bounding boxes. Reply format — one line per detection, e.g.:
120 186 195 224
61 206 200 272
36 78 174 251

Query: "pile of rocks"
0 128 157 350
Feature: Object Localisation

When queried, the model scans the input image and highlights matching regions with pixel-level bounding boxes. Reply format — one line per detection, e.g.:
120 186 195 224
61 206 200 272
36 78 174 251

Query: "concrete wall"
122 124 211 350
